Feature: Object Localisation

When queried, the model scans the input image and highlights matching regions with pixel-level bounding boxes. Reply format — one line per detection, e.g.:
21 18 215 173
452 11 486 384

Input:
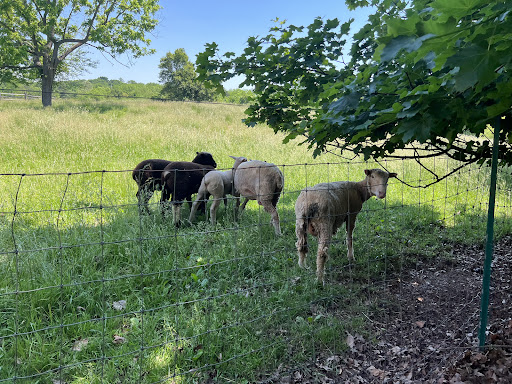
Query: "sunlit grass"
0 99 511 383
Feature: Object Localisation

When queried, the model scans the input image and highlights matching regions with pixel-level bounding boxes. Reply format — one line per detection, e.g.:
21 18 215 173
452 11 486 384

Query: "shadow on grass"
0 198 510 383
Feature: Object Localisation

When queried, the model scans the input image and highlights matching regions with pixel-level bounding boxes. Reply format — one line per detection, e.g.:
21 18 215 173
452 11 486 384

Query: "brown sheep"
233 160 284 235
295 169 397 284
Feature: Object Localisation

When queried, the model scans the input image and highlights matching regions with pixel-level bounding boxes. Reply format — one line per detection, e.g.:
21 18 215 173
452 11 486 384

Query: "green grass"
0 99 511 383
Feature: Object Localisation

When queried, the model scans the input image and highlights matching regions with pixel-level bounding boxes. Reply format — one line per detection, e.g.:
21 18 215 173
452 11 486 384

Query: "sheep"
233 160 284 235
189 156 248 225
161 153 218 226
294 168 397 284
132 152 216 214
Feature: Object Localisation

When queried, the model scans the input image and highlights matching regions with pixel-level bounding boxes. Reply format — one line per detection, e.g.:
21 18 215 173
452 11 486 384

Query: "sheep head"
364 169 397 199
229 155 248 170
193 152 217 168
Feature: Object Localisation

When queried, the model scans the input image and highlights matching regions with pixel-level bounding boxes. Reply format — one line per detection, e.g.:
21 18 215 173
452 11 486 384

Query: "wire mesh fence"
0 158 511 383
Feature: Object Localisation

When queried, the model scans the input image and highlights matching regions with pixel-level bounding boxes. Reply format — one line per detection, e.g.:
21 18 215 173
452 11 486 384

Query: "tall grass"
0 99 511 383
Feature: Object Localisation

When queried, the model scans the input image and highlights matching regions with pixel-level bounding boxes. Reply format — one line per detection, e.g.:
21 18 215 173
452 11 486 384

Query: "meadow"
0 99 511 383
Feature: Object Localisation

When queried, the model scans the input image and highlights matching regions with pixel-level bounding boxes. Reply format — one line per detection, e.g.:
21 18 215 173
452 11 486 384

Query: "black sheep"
133 152 216 214
160 157 218 226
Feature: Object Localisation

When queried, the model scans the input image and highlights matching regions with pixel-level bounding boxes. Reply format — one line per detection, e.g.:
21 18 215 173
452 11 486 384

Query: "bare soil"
268 236 512 383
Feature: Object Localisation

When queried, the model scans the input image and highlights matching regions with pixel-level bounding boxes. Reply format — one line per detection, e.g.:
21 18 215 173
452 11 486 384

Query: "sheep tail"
271 170 285 207
305 202 319 236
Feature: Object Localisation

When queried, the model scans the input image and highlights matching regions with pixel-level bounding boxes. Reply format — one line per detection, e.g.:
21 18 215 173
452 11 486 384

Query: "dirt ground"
270 235 512 383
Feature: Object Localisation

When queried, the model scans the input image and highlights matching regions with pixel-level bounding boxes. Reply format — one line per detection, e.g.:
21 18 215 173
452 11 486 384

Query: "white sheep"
189 156 248 225
295 168 397 284
234 160 284 235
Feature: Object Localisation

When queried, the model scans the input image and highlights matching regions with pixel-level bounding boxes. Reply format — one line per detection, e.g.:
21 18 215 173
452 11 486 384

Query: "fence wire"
0 158 511 383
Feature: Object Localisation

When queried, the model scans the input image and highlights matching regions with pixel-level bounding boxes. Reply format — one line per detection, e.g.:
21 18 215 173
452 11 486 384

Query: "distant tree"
215 89 255 104
159 49 215 102
0 1 160 107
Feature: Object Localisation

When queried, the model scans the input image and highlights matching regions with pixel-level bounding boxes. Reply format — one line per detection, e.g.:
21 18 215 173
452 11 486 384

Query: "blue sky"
83 0 373 88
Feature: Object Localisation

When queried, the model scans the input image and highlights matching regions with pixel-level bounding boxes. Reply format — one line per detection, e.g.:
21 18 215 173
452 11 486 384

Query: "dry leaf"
417 297 424 302
72 338 88 352
113 335 126 344
112 300 127 311
368 366 388 379
391 346 401 355
346 333 355 350
415 320 426 328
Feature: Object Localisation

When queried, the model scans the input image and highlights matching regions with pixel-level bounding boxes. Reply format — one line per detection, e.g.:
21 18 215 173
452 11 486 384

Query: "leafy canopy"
197 0 512 180
0 0 160 106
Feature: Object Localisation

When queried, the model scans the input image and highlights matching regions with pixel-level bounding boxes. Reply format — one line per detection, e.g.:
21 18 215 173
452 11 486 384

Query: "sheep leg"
295 218 309 269
234 196 249 220
136 184 153 214
261 200 281 236
210 198 221 225
240 197 249 212
160 186 172 215
316 229 332 284
346 213 357 260
189 198 201 224
233 195 241 220
172 204 182 227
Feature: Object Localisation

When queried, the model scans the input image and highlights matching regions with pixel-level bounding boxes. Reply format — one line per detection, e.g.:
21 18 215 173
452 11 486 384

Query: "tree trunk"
41 64 54 107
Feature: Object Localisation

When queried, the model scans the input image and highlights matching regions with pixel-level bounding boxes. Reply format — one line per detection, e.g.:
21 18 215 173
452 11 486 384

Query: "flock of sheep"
132 152 397 283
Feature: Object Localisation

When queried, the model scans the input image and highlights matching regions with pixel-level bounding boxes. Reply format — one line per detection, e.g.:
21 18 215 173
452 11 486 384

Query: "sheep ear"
389 172 397 178
364 169 371 176
196 151 199 155
229 155 236 160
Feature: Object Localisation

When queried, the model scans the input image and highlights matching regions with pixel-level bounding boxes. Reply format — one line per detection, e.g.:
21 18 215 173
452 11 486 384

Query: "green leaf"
432 0 485 20
385 14 421 37
396 115 433 143
445 43 499 92
379 34 435 62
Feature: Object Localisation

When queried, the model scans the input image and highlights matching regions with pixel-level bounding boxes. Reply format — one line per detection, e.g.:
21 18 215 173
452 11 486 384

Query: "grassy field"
0 99 511 383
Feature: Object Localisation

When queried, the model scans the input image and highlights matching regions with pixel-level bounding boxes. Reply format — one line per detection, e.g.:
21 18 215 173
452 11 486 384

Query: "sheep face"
193 152 217 168
365 169 397 200
229 155 248 170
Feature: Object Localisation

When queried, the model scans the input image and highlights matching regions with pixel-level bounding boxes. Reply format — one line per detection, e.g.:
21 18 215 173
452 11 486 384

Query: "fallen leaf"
391 346 401 355
112 300 127 311
346 333 355 351
113 335 126 344
415 321 426 328
72 338 88 352
417 297 424 302
368 366 388 379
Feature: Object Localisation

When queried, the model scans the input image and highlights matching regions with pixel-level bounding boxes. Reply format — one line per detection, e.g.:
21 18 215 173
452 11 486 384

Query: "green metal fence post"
478 116 501 350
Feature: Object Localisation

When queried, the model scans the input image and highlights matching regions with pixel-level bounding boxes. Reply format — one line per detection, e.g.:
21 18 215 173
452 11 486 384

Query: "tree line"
1 74 254 104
